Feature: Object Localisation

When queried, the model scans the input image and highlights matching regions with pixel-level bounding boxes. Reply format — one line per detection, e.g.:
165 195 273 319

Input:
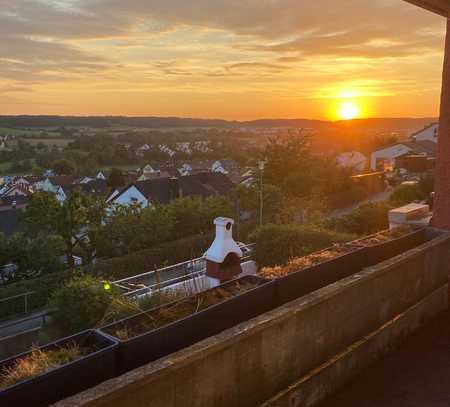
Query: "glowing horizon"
0 0 446 120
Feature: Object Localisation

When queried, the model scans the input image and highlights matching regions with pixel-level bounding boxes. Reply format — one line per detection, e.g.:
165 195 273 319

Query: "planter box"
101 275 275 375
0 330 118 407
275 248 367 306
275 228 428 306
365 228 426 266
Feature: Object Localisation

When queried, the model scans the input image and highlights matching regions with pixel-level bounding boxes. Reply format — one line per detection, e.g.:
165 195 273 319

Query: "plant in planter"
0 343 82 389
259 225 427 307
107 277 263 340
0 330 118 407
101 275 273 374
259 225 420 279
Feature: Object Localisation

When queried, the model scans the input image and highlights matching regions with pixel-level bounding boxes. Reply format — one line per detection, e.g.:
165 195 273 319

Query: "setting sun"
338 102 360 120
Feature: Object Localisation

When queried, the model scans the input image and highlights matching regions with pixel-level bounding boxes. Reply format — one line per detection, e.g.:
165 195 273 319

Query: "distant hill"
0 115 437 131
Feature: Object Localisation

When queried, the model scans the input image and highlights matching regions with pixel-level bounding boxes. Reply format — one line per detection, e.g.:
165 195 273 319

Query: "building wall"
112 186 149 208
57 231 450 407
370 144 413 171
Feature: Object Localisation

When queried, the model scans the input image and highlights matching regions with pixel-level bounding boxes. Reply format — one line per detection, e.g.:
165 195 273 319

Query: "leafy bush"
328 202 392 236
0 270 73 320
49 275 115 333
390 184 426 206
250 224 354 267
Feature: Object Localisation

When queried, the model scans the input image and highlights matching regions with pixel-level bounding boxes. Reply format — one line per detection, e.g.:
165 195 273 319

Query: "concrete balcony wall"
57 230 450 407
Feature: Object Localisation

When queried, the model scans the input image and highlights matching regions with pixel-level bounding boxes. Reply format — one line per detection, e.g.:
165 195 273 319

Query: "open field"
21 138 74 147
0 128 42 136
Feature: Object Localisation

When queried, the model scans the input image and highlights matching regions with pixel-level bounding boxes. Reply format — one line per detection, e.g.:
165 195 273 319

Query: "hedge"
0 233 214 319
250 223 354 268
87 233 214 281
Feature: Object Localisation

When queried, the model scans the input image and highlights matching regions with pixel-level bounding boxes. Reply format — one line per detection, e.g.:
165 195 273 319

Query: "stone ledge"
54 232 450 407
260 284 448 407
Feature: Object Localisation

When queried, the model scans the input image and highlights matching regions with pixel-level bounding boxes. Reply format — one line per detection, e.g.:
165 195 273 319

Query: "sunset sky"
0 0 447 120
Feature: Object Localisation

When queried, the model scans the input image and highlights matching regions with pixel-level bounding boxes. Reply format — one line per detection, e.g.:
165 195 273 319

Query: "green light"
103 282 111 291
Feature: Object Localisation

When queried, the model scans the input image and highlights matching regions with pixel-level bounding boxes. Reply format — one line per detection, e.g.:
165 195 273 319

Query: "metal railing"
112 243 255 298
0 291 35 321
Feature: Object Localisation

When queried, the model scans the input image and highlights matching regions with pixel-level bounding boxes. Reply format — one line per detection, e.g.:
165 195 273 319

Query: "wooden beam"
403 0 450 16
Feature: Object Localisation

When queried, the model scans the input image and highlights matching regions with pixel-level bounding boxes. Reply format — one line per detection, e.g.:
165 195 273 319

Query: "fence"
112 244 255 298
0 292 36 322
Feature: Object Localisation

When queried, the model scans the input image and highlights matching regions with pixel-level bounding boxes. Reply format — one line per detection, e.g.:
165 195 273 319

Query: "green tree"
328 202 392 235
7 233 65 278
95 203 173 257
49 275 115 333
52 159 76 175
23 192 106 268
390 184 426 206
231 183 283 224
107 168 125 189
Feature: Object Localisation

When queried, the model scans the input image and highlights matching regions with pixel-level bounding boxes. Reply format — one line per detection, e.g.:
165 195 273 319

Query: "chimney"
204 217 243 283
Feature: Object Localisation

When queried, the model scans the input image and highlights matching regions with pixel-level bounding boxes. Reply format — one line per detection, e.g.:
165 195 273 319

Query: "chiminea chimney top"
204 217 243 264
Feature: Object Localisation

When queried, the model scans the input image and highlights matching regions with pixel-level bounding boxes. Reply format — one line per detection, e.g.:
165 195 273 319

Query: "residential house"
135 144 151 158
159 144 176 157
193 141 211 153
0 183 33 199
410 123 439 143
370 141 436 171
107 173 233 208
107 178 178 208
63 179 109 200
137 170 171 182
176 142 193 155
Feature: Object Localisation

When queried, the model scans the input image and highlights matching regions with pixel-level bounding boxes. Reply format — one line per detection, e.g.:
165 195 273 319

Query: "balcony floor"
319 310 450 407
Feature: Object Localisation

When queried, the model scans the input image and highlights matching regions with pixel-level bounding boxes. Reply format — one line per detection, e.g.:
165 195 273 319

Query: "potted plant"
101 275 275 374
0 330 118 407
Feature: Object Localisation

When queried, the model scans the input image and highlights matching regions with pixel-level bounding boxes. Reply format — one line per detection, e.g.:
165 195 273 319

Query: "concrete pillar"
433 18 450 229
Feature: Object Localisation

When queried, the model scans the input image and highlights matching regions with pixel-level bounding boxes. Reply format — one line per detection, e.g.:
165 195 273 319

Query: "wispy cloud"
0 0 446 118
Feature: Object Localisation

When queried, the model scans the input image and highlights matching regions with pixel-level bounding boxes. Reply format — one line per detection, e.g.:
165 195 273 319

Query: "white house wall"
370 144 413 171
112 186 149 208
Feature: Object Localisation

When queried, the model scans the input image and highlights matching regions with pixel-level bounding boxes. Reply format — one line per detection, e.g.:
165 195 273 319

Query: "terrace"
3 1 450 406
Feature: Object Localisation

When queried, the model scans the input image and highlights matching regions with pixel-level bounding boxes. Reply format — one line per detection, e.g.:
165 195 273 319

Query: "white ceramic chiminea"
204 217 243 283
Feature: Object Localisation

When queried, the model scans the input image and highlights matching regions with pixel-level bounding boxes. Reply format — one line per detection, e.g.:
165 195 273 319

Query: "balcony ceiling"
403 0 450 16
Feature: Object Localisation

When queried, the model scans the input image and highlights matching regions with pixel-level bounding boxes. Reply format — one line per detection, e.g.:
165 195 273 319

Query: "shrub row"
89 233 214 281
250 224 354 268
0 234 214 319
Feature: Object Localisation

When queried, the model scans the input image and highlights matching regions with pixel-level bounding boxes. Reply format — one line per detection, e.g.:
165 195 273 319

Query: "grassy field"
0 127 41 136
21 138 74 147
0 127 62 137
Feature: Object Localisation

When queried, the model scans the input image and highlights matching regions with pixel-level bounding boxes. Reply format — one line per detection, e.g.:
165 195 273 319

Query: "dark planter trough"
0 330 118 407
275 247 367 306
275 228 428 306
365 228 426 266
101 275 275 375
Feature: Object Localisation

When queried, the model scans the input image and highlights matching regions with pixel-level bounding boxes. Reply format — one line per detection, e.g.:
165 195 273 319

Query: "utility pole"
258 161 265 228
